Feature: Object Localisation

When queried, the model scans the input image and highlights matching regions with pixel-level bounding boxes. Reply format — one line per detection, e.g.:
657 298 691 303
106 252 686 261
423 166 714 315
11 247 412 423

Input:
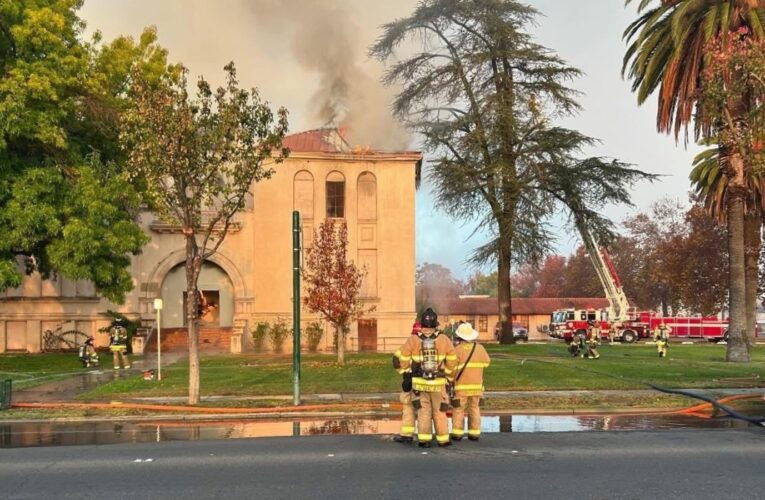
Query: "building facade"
0 128 421 353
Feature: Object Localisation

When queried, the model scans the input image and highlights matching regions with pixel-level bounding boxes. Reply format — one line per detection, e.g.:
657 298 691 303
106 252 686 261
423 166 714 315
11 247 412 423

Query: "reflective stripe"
468 429 481 437
436 434 450 443
456 362 490 370
413 378 447 392
411 355 423 361
417 433 433 441
444 368 454 375
395 350 411 361
446 354 457 361
400 426 415 435
455 384 484 391
396 368 408 374
451 429 464 436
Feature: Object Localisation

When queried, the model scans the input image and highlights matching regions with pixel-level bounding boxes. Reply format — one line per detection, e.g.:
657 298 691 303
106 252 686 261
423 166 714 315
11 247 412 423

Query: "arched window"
357 172 377 221
293 170 314 219
326 171 345 218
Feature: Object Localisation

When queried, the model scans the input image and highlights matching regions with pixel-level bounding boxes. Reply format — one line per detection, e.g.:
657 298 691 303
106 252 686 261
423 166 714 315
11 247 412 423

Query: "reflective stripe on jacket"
453 342 490 396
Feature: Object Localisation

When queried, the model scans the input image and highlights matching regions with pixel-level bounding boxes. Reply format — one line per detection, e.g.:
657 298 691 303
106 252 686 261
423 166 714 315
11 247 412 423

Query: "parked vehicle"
494 322 529 342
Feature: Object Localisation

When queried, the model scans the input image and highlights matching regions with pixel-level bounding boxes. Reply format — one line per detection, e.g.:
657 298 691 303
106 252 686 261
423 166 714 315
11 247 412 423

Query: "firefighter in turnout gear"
653 321 671 358
392 308 457 448
393 322 422 444
450 323 490 442
109 323 131 370
78 336 99 368
586 320 601 359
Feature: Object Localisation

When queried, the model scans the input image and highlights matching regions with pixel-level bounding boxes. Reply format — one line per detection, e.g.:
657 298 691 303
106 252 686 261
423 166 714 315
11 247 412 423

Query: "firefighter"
392 308 457 448
393 321 422 444
608 322 618 344
109 321 131 370
568 332 582 357
450 322 490 442
78 336 99 368
586 320 601 359
653 320 671 358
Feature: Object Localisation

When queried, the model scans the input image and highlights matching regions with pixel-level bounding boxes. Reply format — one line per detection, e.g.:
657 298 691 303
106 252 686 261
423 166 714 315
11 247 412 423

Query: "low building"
0 128 421 354
434 296 610 341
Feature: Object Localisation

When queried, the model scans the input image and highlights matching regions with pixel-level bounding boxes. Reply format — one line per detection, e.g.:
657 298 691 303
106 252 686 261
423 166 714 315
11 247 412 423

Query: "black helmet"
420 308 438 328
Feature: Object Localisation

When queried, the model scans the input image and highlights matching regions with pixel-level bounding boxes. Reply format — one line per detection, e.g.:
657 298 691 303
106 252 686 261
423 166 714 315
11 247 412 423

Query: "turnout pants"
111 347 130 369
415 390 449 444
451 395 482 439
399 392 416 438
656 340 667 357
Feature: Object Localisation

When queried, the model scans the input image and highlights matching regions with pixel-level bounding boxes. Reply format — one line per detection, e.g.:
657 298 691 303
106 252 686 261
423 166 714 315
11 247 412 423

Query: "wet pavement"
0 412 759 448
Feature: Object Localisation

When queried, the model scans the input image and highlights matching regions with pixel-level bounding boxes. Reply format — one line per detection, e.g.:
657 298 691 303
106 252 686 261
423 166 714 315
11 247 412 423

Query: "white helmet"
456 322 479 341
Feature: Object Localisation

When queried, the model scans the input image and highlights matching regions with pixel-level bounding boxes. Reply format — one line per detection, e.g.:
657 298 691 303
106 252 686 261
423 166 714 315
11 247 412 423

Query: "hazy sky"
80 0 701 279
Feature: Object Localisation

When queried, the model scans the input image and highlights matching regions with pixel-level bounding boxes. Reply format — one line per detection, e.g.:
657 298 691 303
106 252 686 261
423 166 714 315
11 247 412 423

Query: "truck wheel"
723 330 730 343
621 330 636 344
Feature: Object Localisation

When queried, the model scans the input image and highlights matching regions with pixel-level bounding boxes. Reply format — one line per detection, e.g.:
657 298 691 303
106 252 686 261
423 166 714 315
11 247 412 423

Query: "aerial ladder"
574 218 631 324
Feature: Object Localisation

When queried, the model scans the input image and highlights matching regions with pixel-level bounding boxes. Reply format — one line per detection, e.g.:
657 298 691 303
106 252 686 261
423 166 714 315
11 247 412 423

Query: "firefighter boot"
393 435 413 444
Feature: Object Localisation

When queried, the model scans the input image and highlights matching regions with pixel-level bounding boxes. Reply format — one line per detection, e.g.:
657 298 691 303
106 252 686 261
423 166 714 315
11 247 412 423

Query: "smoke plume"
247 0 410 150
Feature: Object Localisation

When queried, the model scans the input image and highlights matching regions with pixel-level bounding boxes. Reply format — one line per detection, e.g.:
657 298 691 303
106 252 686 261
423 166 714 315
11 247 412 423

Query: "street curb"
0 406 678 425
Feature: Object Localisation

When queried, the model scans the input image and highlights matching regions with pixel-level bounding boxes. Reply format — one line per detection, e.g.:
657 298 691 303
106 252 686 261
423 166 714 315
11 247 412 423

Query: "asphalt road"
2 429 764 499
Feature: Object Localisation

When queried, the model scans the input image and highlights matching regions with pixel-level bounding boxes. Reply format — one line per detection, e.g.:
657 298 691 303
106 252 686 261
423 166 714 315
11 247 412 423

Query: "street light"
153 298 163 381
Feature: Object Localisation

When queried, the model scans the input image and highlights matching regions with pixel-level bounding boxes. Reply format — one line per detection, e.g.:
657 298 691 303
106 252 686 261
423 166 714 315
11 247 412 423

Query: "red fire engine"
544 220 730 343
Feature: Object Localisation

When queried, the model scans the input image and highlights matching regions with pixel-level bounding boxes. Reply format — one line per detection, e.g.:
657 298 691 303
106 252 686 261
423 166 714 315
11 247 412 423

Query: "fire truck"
544 220 730 343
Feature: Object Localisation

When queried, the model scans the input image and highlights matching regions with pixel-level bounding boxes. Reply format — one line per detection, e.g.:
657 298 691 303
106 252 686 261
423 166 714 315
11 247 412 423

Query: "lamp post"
153 298 163 381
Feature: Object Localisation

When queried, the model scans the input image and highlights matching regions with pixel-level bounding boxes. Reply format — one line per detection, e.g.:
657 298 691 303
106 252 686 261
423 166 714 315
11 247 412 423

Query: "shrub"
252 322 270 352
304 322 325 352
269 319 291 353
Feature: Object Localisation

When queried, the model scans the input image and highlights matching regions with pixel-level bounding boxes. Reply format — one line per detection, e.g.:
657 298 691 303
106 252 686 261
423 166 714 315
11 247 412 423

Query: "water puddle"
0 412 758 448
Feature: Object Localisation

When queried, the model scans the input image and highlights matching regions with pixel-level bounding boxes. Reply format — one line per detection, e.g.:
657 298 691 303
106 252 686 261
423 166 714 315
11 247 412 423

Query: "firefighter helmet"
420 308 439 328
456 322 479 341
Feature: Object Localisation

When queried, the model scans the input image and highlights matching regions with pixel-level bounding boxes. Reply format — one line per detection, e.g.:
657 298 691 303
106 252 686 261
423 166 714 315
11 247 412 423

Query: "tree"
690 145 763 342
623 0 765 361
373 0 653 344
533 255 566 298
466 271 497 297
121 63 288 404
0 1 168 300
303 221 373 365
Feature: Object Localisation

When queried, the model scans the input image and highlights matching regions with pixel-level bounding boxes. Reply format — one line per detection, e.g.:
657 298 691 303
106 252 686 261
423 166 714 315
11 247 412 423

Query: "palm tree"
690 146 764 350
623 0 765 362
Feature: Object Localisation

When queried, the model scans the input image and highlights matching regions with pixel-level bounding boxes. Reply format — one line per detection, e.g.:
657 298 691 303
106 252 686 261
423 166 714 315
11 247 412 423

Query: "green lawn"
80 343 765 401
0 353 89 389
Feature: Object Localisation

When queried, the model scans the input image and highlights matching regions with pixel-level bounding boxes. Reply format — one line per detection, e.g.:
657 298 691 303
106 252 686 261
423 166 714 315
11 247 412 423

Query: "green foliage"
0 1 171 301
268 319 291 354
251 322 270 352
304 321 325 353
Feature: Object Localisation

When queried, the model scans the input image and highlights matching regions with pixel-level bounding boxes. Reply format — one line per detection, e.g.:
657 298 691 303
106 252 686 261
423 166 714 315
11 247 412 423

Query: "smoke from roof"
248 0 410 150
81 0 412 151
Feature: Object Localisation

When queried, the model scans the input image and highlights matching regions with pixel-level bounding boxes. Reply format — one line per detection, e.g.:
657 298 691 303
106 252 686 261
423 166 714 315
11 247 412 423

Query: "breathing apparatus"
417 308 442 380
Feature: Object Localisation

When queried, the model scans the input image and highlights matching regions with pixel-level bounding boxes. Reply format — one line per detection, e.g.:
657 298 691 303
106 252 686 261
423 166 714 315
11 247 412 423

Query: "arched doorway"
159 262 235 328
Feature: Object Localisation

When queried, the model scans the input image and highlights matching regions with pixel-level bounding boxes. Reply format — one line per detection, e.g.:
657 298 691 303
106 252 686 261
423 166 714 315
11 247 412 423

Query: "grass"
0 353 91 390
78 343 765 402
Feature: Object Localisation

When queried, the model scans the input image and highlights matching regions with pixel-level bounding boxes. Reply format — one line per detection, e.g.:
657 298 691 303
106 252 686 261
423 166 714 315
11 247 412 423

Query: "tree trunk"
497 235 515 344
185 233 201 404
725 163 750 362
336 324 345 365
744 212 761 352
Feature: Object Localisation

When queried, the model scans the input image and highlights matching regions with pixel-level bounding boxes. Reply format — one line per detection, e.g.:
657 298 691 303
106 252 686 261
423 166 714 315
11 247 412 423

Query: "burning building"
0 128 421 354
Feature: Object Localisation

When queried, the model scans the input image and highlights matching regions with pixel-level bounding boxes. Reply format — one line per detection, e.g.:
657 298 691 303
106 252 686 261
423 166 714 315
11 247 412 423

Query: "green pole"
292 211 301 405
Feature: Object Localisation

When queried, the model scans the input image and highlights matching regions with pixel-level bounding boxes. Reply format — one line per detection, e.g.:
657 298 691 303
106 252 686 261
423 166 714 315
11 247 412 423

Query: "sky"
80 0 702 280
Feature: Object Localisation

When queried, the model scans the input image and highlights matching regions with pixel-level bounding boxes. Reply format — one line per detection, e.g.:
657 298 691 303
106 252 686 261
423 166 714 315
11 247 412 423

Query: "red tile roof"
432 297 610 316
282 128 350 153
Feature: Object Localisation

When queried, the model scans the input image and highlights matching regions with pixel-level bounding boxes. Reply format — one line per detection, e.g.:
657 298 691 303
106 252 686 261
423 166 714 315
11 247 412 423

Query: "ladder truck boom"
574 219 631 323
